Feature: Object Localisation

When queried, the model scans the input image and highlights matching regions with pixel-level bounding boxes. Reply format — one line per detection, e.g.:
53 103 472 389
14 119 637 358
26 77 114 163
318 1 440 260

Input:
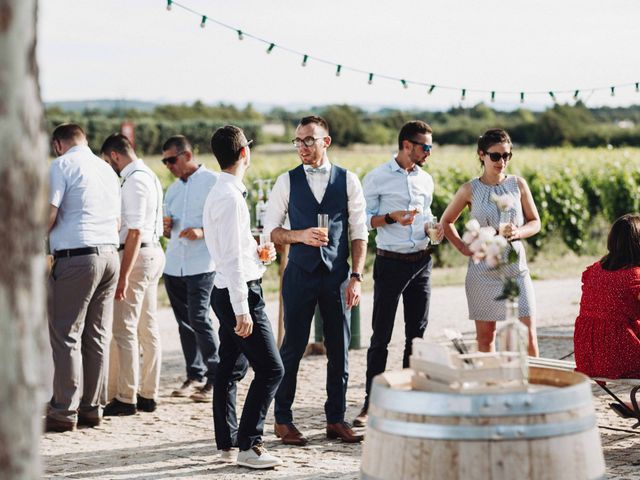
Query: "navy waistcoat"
287 164 349 274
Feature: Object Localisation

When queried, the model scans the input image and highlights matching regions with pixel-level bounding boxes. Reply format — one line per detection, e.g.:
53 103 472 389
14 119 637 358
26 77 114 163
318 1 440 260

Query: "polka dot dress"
465 176 536 321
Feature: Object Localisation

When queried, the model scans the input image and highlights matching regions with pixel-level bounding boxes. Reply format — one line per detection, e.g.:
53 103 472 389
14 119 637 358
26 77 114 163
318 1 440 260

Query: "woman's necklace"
480 173 506 186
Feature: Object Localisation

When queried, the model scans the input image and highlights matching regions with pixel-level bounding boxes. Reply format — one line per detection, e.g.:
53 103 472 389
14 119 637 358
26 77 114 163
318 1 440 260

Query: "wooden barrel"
361 367 605 480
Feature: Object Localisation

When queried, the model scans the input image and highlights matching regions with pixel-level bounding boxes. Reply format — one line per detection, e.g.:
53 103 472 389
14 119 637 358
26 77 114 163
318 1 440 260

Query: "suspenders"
121 169 162 243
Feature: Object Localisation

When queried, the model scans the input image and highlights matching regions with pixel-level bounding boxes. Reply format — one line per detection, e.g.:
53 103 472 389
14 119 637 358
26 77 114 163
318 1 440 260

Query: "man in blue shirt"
162 135 220 402
355 121 443 427
46 123 120 432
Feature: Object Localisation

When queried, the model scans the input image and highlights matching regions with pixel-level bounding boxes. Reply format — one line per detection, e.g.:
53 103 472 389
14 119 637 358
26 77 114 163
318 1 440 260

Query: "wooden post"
276 243 288 348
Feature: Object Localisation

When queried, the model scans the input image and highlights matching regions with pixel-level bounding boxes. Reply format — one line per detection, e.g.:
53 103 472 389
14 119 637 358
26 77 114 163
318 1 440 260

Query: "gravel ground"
41 278 640 479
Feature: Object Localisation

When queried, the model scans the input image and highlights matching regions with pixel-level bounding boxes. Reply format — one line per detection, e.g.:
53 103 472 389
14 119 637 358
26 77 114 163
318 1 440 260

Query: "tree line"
46 100 640 153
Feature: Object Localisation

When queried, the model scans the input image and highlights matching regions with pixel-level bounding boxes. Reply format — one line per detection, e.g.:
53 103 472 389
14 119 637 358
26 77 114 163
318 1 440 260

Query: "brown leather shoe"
45 416 76 433
274 422 309 446
353 406 368 427
326 422 364 443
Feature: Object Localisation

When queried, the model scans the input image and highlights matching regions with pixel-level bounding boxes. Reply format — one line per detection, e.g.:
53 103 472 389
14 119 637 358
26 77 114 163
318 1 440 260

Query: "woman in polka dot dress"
441 129 541 355
574 214 640 380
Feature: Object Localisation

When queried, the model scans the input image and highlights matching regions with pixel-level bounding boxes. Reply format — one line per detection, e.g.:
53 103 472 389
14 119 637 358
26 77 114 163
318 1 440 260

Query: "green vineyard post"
350 303 361 350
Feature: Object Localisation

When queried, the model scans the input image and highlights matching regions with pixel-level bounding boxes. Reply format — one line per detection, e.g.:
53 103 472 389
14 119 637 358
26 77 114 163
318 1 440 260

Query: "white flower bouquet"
462 218 519 301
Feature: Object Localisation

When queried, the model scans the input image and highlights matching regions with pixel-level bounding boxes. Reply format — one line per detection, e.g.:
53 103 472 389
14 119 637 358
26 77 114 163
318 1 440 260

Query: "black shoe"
103 398 137 416
137 396 157 413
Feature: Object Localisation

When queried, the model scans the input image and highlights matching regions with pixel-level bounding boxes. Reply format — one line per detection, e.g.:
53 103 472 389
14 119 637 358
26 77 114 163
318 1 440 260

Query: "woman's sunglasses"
484 151 512 162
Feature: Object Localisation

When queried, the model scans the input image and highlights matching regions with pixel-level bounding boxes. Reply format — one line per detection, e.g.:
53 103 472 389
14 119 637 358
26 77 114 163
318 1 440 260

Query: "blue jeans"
210 281 283 451
164 272 219 384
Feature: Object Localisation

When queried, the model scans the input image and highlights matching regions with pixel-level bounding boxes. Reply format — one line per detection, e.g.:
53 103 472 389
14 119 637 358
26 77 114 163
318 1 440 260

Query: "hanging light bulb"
237 30 244 40
461 89 466 102
490 91 495 103
368 73 374 85
520 92 525 104
335 65 342 77
549 91 556 102
301 54 308 67
200 16 207 28
266 43 275 54
573 90 580 100
401 79 408 89
428 85 435 95
166 0 172 11
610 86 615 97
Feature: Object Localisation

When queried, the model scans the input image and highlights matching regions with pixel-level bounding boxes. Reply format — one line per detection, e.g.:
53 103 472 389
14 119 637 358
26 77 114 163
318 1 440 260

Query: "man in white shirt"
46 124 120 432
100 133 165 416
263 115 368 445
203 125 284 469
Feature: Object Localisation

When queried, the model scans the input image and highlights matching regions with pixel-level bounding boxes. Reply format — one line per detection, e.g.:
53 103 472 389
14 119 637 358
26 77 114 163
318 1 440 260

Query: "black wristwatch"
350 272 363 282
384 213 397 225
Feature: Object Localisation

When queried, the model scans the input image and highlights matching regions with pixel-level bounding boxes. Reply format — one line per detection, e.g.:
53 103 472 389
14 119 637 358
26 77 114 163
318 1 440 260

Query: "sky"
38 0 640 110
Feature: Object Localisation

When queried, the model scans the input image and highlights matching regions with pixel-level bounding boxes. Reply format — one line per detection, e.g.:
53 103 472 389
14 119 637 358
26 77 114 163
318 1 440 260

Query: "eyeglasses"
408 140 433 153
484 151 513 162
162 151 186 166
292 136 325 148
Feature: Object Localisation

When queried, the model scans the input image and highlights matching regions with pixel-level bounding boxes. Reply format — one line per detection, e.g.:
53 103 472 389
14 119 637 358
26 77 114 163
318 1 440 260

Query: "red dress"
574 262 640 379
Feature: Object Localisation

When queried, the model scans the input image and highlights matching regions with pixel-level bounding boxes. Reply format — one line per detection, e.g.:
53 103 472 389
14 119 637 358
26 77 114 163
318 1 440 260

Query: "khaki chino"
108 246 165 403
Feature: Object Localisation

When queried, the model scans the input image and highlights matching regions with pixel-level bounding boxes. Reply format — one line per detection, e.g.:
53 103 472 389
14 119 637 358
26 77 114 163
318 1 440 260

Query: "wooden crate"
410 339 528 393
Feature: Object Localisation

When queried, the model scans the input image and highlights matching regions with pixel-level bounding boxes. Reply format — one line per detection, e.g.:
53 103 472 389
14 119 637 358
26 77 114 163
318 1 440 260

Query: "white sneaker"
219 448 237 463
236 444 283 469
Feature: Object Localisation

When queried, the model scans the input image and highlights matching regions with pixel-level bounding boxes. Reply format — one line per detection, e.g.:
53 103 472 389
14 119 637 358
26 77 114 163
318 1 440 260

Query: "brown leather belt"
376 248 432 262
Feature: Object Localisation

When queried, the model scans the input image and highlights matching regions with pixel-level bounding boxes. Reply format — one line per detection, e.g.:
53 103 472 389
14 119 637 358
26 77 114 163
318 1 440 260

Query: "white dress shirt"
203 172 265 316
119 158 163 244
49 145 120 252
262 160 368 241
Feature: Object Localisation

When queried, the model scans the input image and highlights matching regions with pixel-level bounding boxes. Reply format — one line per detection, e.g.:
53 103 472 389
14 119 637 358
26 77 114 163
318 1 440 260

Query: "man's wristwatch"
384 213 397 224
350 272 363 282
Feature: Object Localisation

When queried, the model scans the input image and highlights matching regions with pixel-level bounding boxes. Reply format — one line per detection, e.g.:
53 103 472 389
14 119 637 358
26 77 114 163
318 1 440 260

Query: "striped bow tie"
306 167 329 175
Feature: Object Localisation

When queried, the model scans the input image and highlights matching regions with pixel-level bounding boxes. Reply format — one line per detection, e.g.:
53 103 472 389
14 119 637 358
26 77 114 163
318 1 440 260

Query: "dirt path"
41 278 640 479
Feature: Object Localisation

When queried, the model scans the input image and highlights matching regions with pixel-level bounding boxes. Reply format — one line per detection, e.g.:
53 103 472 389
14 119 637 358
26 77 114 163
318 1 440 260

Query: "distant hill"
45 99 158 112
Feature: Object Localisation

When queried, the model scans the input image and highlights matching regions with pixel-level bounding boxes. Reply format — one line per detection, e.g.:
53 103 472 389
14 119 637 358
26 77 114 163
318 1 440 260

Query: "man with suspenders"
100 133 166 415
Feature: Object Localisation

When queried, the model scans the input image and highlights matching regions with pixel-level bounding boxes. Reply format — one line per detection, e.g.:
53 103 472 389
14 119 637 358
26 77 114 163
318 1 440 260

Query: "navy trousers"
210 282 283 451
364 254 432 408
274 262 350 425
164 272 219 384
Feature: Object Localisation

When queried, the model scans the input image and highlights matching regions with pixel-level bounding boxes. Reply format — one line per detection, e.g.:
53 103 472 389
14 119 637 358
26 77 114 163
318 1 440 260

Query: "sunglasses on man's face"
162 151 186 166
408 139 433 153
484 151 513 162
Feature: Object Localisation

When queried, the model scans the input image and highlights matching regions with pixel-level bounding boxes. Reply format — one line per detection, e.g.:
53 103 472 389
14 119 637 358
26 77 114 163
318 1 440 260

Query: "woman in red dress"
574 213 640 379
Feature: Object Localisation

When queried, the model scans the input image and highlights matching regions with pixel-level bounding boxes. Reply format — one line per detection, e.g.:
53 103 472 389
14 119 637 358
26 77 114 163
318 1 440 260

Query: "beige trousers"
108 246 165 403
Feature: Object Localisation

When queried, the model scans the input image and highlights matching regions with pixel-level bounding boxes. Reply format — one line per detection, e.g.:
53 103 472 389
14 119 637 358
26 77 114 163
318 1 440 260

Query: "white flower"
478 226 497 242
461 230 477 244
491 193 515 212
485 253 500 268
469 238 484 254
465 218 481 233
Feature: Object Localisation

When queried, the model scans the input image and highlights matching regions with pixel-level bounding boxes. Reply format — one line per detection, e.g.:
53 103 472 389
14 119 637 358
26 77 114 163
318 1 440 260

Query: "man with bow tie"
263 115 368 445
